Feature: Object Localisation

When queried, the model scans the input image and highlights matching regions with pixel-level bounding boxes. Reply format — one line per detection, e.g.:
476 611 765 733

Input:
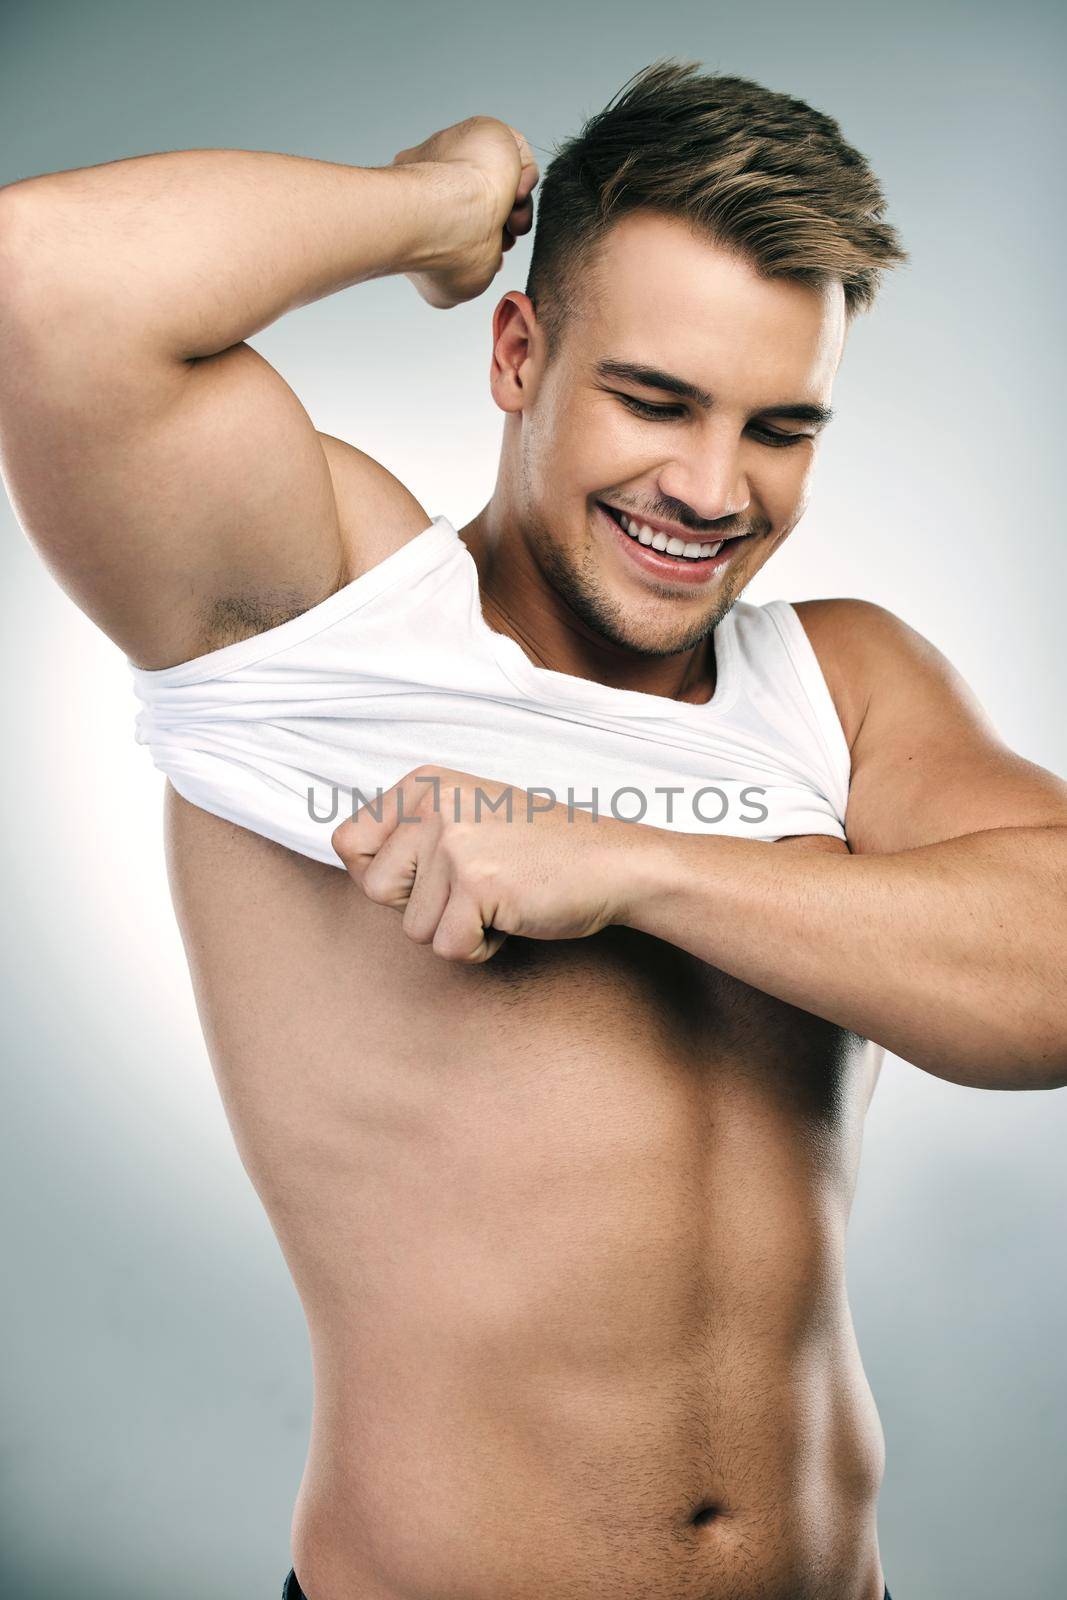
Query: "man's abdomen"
163 791 886 1600
283 1039 885 1600
289 1190 885 1600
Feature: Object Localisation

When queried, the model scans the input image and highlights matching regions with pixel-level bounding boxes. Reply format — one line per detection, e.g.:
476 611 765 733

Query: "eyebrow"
593 358 836 430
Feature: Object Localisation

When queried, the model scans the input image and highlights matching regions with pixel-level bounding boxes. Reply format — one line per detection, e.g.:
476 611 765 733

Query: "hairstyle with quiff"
524 58 908 364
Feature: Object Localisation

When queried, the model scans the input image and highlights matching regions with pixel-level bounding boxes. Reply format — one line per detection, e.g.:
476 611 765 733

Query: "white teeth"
621 513 656 545
611 506 729 561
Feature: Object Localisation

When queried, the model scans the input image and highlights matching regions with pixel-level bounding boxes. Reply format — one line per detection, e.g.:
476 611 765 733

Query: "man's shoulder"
788 597 1006 775
786 597 912 754
316 432 433 582
790 595 906 647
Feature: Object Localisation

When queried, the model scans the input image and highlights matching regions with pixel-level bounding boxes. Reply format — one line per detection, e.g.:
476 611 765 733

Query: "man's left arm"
622 600 1067 1091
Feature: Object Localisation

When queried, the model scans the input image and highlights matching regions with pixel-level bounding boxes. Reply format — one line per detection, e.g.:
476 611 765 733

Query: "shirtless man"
3 60 1066 1600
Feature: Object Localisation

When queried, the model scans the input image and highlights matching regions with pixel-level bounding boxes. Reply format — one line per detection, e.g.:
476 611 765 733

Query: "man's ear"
488 292 540 413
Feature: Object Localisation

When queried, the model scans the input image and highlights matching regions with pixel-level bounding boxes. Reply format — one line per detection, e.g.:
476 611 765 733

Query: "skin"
463 210 843 694
7 136 1066 1600
168 222 897 1600
330 214 1067 1090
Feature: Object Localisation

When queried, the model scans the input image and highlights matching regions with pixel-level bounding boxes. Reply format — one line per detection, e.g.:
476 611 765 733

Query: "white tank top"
127 514 851 868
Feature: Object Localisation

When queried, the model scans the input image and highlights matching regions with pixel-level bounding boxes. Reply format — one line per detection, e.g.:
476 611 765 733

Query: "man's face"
507 211 847 658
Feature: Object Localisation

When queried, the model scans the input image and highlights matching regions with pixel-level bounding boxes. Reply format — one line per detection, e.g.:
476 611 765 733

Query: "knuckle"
402 908 435 944
442 828 468 861
331 819 357 862
430 929 458 960
360 866 389 903
444 841 487 885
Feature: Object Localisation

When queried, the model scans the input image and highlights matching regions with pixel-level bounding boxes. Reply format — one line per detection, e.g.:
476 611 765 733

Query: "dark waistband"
283 1566 892 1599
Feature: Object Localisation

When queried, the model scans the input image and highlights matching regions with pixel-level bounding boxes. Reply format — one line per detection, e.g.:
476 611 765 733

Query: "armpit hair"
200 585 324 651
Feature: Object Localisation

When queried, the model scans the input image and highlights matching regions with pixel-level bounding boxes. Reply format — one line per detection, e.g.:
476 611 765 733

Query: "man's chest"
165 785 872 1147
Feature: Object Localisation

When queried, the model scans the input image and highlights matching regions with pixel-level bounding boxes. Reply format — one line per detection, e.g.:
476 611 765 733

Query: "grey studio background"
1 1 1065 1596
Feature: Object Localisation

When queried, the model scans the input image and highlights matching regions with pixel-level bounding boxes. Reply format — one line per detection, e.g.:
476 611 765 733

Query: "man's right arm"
0 147 493 670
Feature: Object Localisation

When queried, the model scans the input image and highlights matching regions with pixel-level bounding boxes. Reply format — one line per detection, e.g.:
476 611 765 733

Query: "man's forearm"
0 148 476 361
622 824 1067 1090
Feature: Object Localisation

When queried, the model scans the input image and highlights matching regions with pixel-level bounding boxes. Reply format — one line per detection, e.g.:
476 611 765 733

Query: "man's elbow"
987 1059 1067 1093
911 1043 1067 1092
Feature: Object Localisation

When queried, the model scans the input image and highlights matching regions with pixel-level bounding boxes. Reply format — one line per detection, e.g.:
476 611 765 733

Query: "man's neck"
459 500 718 706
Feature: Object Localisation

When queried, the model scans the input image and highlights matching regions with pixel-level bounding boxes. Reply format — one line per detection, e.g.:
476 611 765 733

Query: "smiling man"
3 57 1066 1600
462 206 840 705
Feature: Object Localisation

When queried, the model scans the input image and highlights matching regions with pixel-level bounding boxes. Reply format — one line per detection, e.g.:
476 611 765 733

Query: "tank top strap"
756 599 852 828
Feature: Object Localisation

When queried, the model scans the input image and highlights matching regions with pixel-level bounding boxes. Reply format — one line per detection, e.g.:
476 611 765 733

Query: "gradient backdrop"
2 1 1065 1596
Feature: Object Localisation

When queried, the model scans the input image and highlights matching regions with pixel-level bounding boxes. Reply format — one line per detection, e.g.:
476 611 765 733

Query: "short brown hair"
525 58 908 363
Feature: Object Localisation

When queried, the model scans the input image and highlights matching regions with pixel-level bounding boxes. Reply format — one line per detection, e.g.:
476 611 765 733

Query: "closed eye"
617 393 812 447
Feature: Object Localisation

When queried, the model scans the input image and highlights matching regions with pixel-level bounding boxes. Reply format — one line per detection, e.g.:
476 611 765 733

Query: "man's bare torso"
162 504 888 1600
9 126 1060 1600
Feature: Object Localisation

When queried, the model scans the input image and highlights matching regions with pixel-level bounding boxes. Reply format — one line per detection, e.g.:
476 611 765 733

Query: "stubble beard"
527 499 749 661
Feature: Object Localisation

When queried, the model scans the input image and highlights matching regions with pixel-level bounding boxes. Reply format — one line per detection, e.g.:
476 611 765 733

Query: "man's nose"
658 441 752 525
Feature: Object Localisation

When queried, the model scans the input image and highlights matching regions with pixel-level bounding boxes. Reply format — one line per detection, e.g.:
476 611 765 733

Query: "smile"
604 504 723 559
595 501 746 586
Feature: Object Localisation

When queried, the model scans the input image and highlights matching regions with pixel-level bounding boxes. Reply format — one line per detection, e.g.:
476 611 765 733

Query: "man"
2 55 1065 1600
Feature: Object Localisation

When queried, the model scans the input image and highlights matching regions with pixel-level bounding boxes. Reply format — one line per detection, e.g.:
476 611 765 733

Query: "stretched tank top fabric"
127 514 852 869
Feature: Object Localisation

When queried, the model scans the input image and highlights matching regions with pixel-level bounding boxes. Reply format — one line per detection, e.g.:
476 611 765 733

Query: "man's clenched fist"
390 115 540 309
330 764 645 963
